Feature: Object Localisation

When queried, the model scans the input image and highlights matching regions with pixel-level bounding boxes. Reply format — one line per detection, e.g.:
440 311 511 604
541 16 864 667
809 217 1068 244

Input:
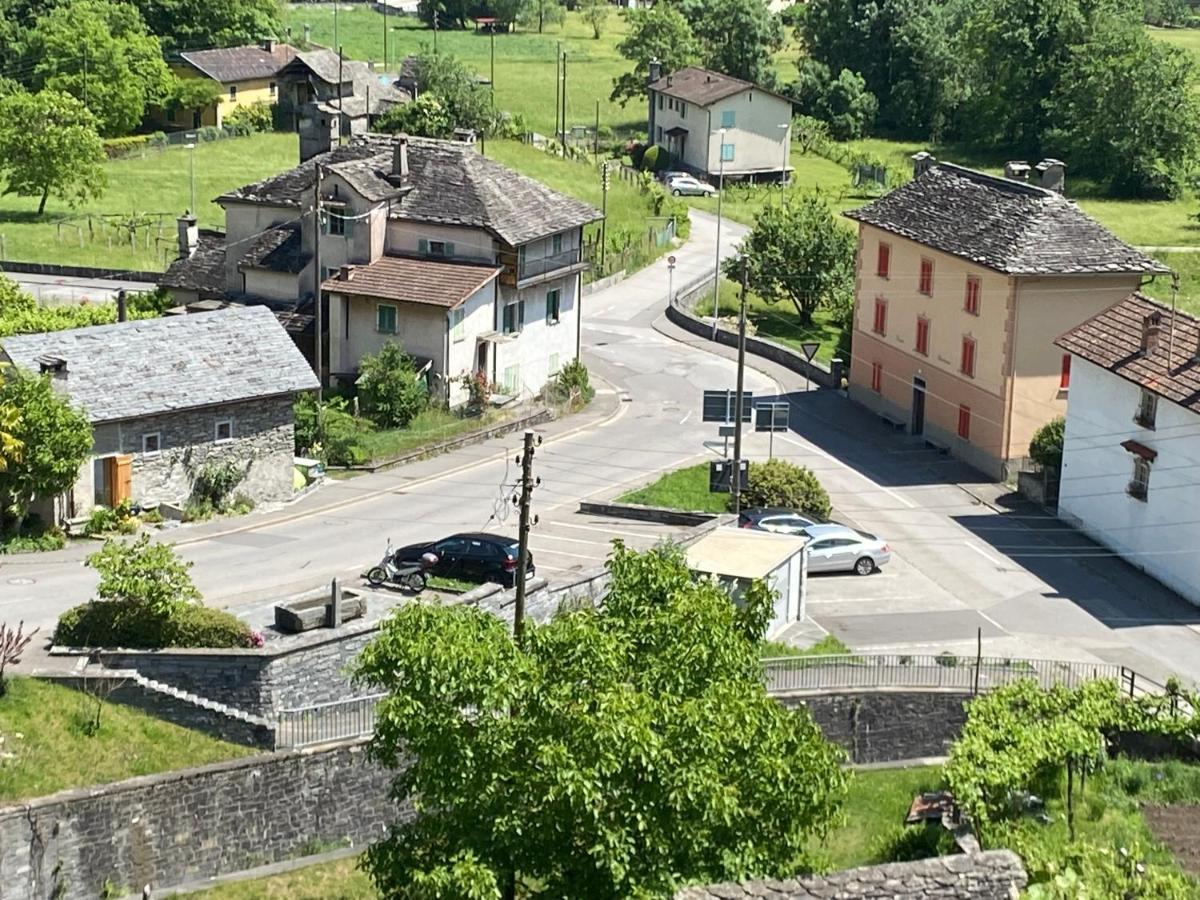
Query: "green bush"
294 393 372 466
53 598 254 649
737 459 832 518
1029 416 1065 471
191 459 244 510
101 134 153 159
84 499 139 536
223 101 273 133
640 144 671 172
867 824 956 864
357 343 428 428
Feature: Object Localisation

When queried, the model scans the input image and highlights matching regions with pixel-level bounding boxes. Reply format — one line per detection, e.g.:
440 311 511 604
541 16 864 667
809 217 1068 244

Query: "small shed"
685 527 808 637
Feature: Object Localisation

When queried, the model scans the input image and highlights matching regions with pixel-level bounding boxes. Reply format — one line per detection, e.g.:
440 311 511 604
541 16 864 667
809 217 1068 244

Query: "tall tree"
0 90 106 215
579 0 609 39
27 0 170 137
610 4 700 105
137 0 283 54
519 0 564 32
684 0 785 86
731 193 856 326
392 49 493 134
789 60 877 140
356 543 847 898
0 369 92 531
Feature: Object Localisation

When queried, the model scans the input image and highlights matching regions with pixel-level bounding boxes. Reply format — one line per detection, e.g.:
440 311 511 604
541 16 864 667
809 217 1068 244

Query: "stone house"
161 40 298 129
165 133 601 407
1055 294 1200 607
844 153 1169 479
646 65 793 184
0 306 318 520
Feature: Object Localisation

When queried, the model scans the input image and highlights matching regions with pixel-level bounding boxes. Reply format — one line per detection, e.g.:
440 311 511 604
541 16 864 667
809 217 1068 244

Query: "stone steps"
100 667 272 728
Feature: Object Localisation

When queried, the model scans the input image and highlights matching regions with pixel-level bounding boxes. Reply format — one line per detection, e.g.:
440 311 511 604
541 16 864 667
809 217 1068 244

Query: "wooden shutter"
418 238 429 254
114 454 133 504
445 242 456 257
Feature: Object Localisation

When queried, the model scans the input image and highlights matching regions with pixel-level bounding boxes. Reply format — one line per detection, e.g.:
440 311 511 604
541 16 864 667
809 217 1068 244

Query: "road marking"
530 546 603 561
964 541 1005 567
977 610 1009 634
679 410 692 425
528 533 611 547
775 434 917 509
550 521 678 540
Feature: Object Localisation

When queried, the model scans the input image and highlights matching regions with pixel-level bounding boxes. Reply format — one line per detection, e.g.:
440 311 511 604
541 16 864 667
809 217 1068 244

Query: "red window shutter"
919 259 933 295
916 318 929 355
1060 354 1071 389
871 362 883 393
965 277 980 314
877 243 890 278
961 338 975 377
958 405 971 440
873 298 887 335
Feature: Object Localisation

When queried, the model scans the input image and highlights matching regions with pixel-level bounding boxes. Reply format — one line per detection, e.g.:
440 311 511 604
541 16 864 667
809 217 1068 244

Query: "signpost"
799 342 820 393
667 254 676 306
702 389 753 424
755 401 790 458
709 458 748 494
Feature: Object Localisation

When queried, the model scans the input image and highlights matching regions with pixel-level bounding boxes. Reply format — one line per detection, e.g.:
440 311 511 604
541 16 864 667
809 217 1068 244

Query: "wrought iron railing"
275 692 386 749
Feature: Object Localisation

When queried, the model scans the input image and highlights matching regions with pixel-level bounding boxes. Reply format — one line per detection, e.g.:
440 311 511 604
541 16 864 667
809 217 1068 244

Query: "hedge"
54 599 255 649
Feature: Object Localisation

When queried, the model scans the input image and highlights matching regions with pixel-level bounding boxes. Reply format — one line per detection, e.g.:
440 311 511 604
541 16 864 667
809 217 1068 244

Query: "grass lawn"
761 634 850 660
618 462 728 513
0 132 297 271
282 7 644 137
182 855 374 899
0 677 255 802
352 407 501 463
707 276 846 366
1142 251 1200 315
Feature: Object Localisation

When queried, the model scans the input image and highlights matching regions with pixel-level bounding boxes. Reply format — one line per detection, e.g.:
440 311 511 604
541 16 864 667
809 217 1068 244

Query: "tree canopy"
611 4 700 105
682 0 785 87
138 0 283 54
383 49 493 135
355 543 847 898
0 89 106 215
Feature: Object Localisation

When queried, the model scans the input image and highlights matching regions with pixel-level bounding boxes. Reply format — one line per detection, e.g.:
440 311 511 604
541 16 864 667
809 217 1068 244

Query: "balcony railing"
499 246 586 284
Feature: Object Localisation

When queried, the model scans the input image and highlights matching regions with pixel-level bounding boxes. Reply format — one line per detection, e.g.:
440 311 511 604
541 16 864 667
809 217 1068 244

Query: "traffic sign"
709 459 748 494
800 342 820 362
702 389 753 424
667 255 676 265
755 402 790 433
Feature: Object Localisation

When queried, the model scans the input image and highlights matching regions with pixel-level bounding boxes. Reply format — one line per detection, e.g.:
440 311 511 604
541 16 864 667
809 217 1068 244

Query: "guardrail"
275 693 386 749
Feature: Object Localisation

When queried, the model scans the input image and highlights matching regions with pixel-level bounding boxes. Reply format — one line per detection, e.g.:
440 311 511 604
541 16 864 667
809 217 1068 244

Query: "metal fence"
275 693 386 749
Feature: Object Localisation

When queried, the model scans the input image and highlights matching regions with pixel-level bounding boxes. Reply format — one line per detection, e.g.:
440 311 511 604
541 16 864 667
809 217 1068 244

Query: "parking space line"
551 521 680 540
529 533 612 547
964 541 1005 567
530 547 603 561
977 610 1009 634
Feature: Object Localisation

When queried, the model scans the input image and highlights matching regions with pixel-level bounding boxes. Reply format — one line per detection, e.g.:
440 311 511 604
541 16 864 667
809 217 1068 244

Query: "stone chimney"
1142 311 1163 354
911 151 936 179
1035 158 1066 194
647 59 662 85
176 212 198 259
393 134 409 180
116 289 127 323
261 38 275 53
36 355 68 393
339 264 355 281
1004 161 1031 181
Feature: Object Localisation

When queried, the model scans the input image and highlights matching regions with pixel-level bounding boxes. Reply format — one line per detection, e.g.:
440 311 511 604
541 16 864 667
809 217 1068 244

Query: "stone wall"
0 742 405 900
782 689 971 764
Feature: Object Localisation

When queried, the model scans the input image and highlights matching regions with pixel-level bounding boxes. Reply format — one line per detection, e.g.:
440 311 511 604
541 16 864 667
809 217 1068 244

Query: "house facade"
1055 294 1200 608
845 154 1168 479
163 40 298 129
646 66 792 183
164 134 601 406
0 307 317 520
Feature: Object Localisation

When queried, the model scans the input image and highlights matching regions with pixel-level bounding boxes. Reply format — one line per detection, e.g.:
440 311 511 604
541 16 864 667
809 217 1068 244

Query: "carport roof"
686 527 806 581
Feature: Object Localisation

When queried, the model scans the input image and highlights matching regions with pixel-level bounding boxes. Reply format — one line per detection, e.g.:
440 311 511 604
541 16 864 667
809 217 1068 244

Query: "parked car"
657 169 689 185
666 175 718 197
799 523 891 576
391 532 534 588
738 507 829 535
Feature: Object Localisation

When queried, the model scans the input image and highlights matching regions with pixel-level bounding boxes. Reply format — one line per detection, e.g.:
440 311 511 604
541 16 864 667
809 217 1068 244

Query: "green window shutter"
445 242 456 257
418 238 429 254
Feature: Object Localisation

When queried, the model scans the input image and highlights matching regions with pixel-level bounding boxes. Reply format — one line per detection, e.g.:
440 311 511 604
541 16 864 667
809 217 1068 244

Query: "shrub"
546 359 594 410
53 598 253 649
460 370 492 412
737 459 832 518
84 499 139 536
357 343 429 428
640 144 671 172
867 824 955 864
86 535 200 615
101 134 153 159
1029 416 1065 471
191 459 244 510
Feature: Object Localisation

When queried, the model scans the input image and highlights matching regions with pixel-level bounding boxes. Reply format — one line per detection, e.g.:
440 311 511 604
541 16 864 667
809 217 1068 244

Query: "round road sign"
668 255 676 265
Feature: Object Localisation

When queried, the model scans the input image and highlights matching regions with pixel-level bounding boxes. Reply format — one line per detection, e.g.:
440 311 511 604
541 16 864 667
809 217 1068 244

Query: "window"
1135 389 1158 429
870 361 883 393
680 101 686 118
545 289 561 324
656 125 663 143
957 405 971 440
327 210 345 236
142 433 161 455
919 258 933 296
965 275 981 315
872 298 887 336
720 142 735 162
503 298 524 334
428 240 446 256
376 303 397 334
552 233 563 255
548 352 560 374
214 419 233 443
720 110 735 128
876 242 890 279
1129 457 1151 501
269 81 277 96
915 317 930 356
502 363 520 394
1060 354 1071 390
418 238 454 257
960 337 976 377
450 306 465 342
229 85 237 100
658 94 663 110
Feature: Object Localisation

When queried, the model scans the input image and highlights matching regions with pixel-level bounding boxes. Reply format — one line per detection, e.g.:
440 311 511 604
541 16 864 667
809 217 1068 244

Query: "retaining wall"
0 260 161 283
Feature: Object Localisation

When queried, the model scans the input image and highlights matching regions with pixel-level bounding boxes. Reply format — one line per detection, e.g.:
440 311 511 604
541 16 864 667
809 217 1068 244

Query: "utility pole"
594 99 600 161
554 48 561 147
730 257 749 516
337 46 344 145
313 165 324 399
383 0 388 70
560 52 567 156
513 429 540 645
433 7 439 53
599 161 609 272
711 127 727 339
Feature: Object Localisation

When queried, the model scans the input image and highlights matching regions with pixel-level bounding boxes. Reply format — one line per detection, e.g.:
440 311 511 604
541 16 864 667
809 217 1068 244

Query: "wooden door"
113 454 133 505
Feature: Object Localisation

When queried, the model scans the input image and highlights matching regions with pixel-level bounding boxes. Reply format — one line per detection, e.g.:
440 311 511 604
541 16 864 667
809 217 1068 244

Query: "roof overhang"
1120 439 1157 462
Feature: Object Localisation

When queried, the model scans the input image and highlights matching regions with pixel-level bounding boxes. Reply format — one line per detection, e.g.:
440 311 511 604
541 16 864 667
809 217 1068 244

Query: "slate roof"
1 306 318 423
647 66 790 107
178 43 297 84
218 138 390 207
161 230 227 298
1056 292 1200 413
238 222 307 274
845 163 1168 276
322 255 500 308
286 49 346 86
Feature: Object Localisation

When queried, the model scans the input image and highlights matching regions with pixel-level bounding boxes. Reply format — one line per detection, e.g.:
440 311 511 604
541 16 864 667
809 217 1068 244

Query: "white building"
1056 293 1200 607
646 65 793 184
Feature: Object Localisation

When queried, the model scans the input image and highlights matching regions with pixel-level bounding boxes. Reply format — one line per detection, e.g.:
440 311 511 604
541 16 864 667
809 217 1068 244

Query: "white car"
800 524 892 575
666 175 718 197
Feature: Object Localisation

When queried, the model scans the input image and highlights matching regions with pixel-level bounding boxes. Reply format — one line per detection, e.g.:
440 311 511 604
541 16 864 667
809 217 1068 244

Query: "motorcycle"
366 540 437 593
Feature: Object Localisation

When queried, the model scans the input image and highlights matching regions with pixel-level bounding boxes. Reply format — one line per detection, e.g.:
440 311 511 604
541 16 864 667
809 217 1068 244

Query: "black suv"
393 532 535 588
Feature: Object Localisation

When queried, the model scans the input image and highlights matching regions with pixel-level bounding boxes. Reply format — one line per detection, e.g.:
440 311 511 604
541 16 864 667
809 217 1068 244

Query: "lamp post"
711 127 726 339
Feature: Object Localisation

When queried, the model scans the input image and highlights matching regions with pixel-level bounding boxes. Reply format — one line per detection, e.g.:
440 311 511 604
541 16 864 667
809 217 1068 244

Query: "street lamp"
711 127 727 339
779 122 790 187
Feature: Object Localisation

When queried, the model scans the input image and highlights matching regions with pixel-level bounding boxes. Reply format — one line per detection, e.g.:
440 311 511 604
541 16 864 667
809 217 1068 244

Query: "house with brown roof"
1055 294 1200 607
164 133 602 406
646 64 793 183
164 39 298 128
844 152 1169 479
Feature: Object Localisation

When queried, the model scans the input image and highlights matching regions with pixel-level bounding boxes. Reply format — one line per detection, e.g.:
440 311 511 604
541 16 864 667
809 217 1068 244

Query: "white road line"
977 610 1009 634
964 541 1005 567
679 410 692 425
530 533 611 547
776 434 917 509
551 521 676 540
530 547 603 561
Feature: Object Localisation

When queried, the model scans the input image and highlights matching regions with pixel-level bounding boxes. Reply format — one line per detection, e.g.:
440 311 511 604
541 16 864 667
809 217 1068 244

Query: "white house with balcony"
646 65 793 184
163 134 601 406
1055 293 1200 607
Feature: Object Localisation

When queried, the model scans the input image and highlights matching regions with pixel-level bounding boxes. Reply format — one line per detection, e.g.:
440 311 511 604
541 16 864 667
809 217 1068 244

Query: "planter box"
274 592 366 634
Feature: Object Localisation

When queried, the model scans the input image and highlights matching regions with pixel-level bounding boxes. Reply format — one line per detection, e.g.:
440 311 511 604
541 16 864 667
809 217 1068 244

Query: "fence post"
973 627 982 696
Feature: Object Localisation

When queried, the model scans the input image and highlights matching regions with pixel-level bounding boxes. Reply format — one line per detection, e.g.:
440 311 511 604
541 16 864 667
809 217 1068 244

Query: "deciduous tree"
138 0 283 54
579 0 608 39
610 4 700 105
389 49 493 135
356 543 847 898
378 93 454 138
788 60 877 140
518 0 564 32
683 0 785 87
0 90 106 215
356 342 429 428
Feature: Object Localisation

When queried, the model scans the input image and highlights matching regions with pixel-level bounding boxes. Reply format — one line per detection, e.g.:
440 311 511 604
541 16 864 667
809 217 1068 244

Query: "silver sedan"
801 524 892 575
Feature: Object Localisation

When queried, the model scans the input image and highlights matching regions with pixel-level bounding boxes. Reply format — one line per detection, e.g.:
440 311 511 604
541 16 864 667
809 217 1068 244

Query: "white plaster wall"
327 293 446 377
385 221 496 263
1058 356 1200 606
446 282 499 406
242 268 300 301
492 273 579 399
704 91 792 177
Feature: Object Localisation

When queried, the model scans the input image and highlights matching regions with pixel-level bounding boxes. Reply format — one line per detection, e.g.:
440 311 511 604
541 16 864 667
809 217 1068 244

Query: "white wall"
704 91 792 177
385 221 497 263
242 268 300 301
492 273 579 399
446 282 500 406
1058 357 1200 606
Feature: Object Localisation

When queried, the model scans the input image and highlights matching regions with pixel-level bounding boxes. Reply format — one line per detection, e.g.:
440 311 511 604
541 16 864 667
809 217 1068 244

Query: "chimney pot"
911 151 935 179
1142 311 1164 354
261 38 275 53
647 59 662 85
393 134 409 181
339 265 353 281
176 212 198 260
1035 158 1066 194
1004 161 1031 181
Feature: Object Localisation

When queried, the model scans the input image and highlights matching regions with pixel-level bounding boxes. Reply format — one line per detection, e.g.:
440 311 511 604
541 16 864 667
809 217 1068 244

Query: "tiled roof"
1056 292 1200 413
218 138 389 207
161 230 227 298
647 66 790 107
322 255 500 308
1 306 317 423
178 43 296 84
845 163 1168 276
239 222 307 274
